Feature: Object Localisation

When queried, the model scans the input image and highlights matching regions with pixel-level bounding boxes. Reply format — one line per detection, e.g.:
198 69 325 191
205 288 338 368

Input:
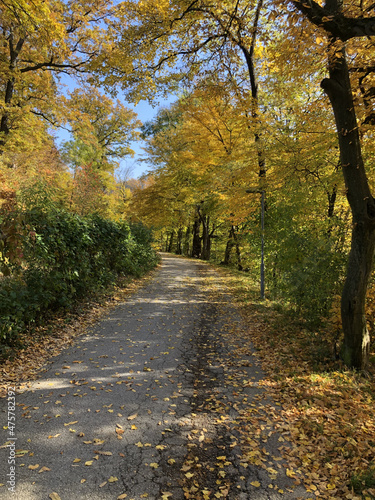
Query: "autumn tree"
133 83 258 260
284 0 375 368
62 87 140 170
0 0 112 152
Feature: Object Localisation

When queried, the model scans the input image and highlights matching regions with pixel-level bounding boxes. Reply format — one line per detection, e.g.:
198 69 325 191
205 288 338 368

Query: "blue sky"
124 98 174 179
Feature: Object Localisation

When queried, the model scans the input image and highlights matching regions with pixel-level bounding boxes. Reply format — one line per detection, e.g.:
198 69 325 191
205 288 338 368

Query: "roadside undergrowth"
212 265 375 500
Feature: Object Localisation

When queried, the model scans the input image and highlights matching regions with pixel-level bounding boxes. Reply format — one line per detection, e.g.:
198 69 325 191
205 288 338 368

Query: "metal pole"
260 190 265 300
246 188 265 300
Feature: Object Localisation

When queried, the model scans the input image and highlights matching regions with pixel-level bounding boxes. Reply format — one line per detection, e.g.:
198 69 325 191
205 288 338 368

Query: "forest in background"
0 0 375 372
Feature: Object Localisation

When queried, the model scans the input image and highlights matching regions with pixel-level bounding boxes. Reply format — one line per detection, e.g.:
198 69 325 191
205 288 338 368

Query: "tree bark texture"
200 213 211 261
321 35 375 369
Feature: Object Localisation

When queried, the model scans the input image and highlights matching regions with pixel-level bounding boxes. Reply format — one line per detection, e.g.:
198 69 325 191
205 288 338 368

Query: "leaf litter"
1 259 374 499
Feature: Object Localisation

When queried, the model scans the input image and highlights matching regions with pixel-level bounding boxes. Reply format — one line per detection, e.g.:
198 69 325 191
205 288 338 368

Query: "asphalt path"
0 254 310 500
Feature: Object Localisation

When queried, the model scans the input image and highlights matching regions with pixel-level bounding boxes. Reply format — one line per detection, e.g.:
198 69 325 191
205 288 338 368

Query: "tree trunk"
321 34 375 369
201 215 211 261
240 0 266 180
0 35 25 152
223 225 242 270
183 225 191 256
192 210 201 258
223 231 234 265
176 227 183 255
167 230 175 253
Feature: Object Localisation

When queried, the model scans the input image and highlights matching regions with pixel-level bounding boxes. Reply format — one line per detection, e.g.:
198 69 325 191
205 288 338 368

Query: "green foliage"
0 205 158 346
263 197 348 326
350 463 375 497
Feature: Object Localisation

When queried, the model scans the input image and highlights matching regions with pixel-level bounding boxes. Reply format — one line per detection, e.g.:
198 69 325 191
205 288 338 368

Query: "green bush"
0 207 158 346
264 199 347 326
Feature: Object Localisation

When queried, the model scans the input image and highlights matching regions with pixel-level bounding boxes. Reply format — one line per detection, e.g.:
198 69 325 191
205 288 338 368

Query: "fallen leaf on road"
38 466 50 473
49 494 61 500
108 476 118 482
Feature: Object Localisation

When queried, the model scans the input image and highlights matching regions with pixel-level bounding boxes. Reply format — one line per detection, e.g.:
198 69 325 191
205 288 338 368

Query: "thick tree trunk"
167 230 175 253
341 223 375 367
321 34 375 369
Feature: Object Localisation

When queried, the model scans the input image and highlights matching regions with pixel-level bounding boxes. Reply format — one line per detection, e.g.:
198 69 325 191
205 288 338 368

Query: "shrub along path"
0 253 313 500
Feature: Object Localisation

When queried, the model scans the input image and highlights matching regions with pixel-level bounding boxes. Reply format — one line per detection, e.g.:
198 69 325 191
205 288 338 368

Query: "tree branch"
292 0 375 40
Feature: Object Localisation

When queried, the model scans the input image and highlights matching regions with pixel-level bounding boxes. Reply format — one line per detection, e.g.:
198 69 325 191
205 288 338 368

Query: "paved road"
0 254 309 500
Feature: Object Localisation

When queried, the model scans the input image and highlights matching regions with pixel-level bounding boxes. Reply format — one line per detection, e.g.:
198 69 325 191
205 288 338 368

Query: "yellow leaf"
73 459 81 463
38 467 50 473
28 464 39 470
108 476 118 482
251 481 260 487
99 481 107 488
185 472 194 478
117 494 127 499
131 425 137 430
127 414 138 420
85 461 93 466
149 463 159 468
49 494 61 500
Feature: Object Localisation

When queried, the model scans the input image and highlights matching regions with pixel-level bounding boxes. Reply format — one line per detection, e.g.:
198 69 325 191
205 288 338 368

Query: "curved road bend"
0 253 309 500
